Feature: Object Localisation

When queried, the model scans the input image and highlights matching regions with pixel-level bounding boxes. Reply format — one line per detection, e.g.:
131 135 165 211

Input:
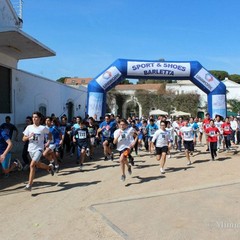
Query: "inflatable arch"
87 59 226 119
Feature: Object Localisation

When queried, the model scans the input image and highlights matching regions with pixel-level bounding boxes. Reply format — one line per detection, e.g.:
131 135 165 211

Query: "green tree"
118 79 133 85
227 99 240 113
209 70 229 80
229 74 240 83
56 77 69 84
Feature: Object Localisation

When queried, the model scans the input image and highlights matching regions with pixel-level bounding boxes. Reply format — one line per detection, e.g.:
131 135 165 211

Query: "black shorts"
77 142 89 150
156 146 168 155
102 137 113 146
183 140 194 151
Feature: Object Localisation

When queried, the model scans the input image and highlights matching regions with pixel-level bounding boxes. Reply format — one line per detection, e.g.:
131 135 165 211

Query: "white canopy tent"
170 110 191 117
149 109 168 116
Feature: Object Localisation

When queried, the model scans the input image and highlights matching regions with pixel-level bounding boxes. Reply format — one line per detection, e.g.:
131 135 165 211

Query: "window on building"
81 79 85 84
39 105 46 117
0 66 11 113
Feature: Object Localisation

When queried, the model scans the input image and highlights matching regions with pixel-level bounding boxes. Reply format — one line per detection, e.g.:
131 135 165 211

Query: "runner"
146 118 158 154
73 120 90 170
165 121 174 158
180 118 194 165
203 113 211 151
151 121 171 174
0 127 22 177
221 117 232 152
96 114 115 161
214 115 223 151
197 117 204 146
205 120 220 161
87 117 97 160
23 112 54 191
113 119 137 181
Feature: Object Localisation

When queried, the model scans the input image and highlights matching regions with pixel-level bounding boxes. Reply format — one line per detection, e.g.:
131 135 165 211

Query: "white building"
166 78 240 109
0 0 87 126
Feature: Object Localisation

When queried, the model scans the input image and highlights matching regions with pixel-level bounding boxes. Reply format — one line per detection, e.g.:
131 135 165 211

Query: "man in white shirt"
230 116 238 144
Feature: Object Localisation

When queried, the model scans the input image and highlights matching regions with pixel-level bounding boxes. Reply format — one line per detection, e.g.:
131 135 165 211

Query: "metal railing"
10 0 23 20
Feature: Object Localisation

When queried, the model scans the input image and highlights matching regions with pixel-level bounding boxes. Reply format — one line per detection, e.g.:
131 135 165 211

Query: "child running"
151 121 171 174
23 112 54 191
113 119 137 182
72 120 90 170
205 119 220 161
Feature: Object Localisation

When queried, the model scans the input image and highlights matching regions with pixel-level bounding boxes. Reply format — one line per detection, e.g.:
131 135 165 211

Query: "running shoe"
79 164 83 171
55 165 60 173
128 166 132 175
48 164 54 176
187 161 192 165
24 184 32 191
14 159 23 171
160 168 166 174
120 175 126 182
206 148 209 151
86 148 90 157
104 156 108 161
129 155 134 166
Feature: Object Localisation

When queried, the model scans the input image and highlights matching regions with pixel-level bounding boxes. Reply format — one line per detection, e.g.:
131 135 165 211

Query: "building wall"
0 0 20 28
0 68 87 125
0 52 18 68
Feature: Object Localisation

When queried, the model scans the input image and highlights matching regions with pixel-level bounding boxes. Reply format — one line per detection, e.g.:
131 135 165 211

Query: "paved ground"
1 144 240 240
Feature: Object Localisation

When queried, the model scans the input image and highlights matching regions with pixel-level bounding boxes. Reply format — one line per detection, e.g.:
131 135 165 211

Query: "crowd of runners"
0 111 240 190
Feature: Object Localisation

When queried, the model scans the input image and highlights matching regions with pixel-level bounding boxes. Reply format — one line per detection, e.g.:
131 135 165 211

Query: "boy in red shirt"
205 120 220 161
221 117 232 151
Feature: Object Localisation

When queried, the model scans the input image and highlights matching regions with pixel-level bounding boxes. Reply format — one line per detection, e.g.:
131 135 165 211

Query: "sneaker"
24 184 32 191
55 165 60 173
128 166 132 175
86 148 90 157
79 164 83 171
104 156 108 161
187 161 192 165
206 148 209 151
14 159 23 171
167 154 171 159
120 175 126 182
48 164 54 176
217 148 220 152
111 153 114 161
129 155 134 166
160 168 166 174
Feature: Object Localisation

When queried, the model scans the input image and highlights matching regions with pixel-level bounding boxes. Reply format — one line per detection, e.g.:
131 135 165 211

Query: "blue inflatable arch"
87 59 226 119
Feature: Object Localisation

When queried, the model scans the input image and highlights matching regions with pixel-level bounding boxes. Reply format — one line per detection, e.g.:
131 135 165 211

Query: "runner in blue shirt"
96 114 115 160
146 118 158 154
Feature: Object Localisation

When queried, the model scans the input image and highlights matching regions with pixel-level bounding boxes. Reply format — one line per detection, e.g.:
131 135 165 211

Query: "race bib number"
78 130 87 139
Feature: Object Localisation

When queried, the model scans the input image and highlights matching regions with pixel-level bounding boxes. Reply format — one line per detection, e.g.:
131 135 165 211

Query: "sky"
17 0 240 82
